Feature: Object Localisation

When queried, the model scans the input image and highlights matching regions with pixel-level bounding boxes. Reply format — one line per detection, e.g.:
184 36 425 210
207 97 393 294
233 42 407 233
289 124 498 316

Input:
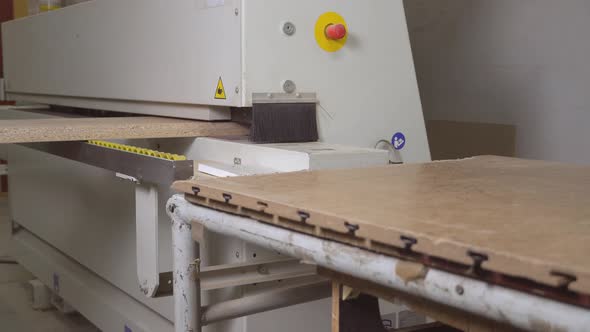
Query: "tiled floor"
0 196 100 331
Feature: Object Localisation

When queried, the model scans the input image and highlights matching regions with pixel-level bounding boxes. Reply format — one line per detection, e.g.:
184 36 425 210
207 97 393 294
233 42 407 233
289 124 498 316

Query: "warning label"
214 77 227 100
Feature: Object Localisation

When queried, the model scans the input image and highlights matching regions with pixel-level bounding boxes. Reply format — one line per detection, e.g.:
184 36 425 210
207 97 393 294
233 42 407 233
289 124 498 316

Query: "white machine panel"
243 0 430 161
3 0 431 162
191 138 390 173
2 0 242 119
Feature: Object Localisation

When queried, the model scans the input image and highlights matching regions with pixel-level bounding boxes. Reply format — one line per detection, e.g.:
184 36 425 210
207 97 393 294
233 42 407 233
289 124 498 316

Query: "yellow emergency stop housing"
315 12 348 52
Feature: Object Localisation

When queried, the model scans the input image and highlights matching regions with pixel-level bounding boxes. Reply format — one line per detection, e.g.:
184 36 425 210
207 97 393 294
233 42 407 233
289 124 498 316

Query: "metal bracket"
24 141 194 185
252 92 317 104
467 250 489 275
116 173 139 184
401 235 418 251
136 184 160 297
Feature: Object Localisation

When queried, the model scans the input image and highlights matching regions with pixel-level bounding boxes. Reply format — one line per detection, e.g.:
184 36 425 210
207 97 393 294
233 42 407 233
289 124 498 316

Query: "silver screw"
234 8 239 16
235 86 239 94
283 22 296 36
455 285 464 295
235 251 240 258
282 80 296 94
234 157 242 165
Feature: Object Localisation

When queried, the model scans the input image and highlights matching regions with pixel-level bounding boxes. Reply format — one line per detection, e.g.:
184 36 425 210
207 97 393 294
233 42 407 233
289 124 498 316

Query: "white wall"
405 0 590 164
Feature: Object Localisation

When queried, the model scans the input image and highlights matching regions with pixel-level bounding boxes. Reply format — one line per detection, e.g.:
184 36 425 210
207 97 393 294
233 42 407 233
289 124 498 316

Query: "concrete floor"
0 195 100 331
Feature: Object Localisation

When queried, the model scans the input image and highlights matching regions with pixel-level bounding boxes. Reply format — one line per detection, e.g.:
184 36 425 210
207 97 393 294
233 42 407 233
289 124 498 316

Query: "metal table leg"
171 204 201 332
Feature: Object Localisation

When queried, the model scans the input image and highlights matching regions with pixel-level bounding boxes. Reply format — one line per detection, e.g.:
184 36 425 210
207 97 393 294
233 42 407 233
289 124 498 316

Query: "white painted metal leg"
171 204 201 332
135 184 160 297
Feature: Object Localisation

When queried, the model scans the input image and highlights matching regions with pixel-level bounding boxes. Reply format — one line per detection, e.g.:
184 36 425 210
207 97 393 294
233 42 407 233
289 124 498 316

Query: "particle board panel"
173 156 590 294
0 116 249 143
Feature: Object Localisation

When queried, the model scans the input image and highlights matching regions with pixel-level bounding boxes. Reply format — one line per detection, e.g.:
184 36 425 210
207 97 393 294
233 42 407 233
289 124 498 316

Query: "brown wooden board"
0 116 248 143
173 156 590 294
331 282 387 332
426 120 516 160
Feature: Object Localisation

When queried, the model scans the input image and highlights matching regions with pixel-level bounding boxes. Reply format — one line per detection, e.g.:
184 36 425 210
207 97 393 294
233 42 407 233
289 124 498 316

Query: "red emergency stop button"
325 23 347 40
315 12 348 52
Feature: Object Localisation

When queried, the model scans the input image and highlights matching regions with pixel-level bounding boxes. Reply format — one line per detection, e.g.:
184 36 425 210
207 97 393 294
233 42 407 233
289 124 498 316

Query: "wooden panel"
332 282 340 332
12 0 29 19
173 156 590 294
0 116 248 143
331 281 388 332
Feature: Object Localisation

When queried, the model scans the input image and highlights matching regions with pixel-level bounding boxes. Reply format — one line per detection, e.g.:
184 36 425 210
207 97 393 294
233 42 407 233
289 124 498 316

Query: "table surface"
173 156 590 294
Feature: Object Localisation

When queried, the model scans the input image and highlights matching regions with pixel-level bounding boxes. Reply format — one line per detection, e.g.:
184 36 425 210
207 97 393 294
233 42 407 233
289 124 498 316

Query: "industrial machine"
0 1 431 331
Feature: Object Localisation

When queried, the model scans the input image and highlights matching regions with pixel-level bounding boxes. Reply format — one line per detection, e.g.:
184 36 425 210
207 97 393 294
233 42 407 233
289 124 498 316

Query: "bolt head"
283 22 296 36
283 80 296 94
455 285 465 295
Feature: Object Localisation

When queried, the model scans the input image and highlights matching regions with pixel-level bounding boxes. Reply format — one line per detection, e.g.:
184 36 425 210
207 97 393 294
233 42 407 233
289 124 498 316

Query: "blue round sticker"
392 132 406 150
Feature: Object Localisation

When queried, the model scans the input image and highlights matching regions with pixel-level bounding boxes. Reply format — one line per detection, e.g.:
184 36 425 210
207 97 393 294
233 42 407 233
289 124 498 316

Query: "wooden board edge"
175 184 590 298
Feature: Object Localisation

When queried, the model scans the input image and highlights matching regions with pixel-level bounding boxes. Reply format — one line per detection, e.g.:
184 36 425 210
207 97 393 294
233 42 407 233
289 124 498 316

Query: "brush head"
250 103 319 143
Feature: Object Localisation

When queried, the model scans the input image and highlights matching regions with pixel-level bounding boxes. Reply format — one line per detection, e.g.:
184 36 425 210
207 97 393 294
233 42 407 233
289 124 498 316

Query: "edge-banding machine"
2 1 588 332
1 1 432 331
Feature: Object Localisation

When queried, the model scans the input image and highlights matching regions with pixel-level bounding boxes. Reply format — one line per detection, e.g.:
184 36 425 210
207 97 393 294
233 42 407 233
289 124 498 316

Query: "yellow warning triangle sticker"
214 77 227 100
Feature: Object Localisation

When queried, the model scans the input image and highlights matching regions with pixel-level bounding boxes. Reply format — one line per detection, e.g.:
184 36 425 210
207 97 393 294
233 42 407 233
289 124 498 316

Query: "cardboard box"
427 120 516 160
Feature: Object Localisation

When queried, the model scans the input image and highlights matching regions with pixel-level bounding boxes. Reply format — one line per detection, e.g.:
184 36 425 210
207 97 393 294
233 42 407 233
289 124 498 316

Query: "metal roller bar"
24 141 194 185
155 258 317 297
201 281 331 326
199 258 317 290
